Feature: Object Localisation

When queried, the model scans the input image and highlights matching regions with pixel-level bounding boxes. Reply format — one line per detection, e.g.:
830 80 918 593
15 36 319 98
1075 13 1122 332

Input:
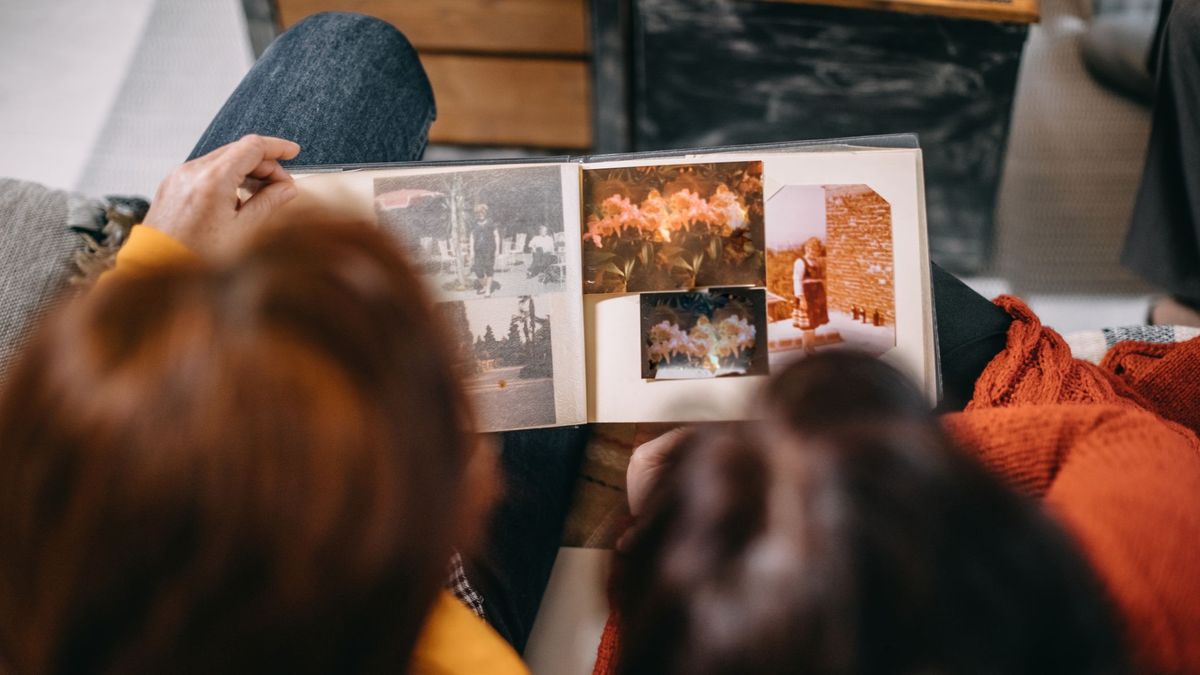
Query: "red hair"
0 222 488 673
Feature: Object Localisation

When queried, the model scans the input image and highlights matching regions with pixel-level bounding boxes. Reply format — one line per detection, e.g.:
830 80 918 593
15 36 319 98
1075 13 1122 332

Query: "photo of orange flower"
582 161 765 294
639 288 768 379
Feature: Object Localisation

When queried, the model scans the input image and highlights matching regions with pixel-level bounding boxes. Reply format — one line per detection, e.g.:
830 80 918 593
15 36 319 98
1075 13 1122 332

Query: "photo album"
288 136 937 432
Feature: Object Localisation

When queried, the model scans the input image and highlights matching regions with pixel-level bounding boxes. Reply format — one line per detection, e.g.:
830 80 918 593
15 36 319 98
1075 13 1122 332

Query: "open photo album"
287 135 937 431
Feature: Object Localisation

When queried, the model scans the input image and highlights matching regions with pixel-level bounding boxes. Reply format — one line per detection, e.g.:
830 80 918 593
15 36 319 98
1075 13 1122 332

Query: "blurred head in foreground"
0 223 492 673
614 351 1128 675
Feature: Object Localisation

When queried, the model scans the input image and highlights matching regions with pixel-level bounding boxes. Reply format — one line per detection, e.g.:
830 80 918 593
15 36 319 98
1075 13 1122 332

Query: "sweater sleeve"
956 296 1200 673
411 591 529 675
96 225 200 284
946 403 1200 674
965 296 1149 411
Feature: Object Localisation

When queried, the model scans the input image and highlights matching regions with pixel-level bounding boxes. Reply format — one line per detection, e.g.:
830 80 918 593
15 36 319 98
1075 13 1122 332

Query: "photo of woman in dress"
765 184 896 362
470 204 501 297
792 237 829 330
373 165 568 302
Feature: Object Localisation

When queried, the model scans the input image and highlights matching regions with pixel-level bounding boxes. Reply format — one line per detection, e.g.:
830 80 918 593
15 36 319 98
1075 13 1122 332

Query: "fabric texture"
410 591 529 675
593 296 1200 674
188 12 435 165
951 297 1200 674
464 426 591 654
930 262 1014 410
98 224 199 282
447 551 487 620
0 180 96 386
1064 324 1200 363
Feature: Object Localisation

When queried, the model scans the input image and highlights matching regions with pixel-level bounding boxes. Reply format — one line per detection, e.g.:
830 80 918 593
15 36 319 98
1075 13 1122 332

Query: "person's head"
614 351 1128 675
473 204 489 223
0 222 494 674
802 236 824 259
537 225 549 236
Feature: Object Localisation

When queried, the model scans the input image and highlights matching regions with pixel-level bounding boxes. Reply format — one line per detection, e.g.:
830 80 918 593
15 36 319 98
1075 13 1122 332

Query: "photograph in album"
764 184 896 364
640 288 768 380
582 161 765 294
437 295 557 430
374 166 567 302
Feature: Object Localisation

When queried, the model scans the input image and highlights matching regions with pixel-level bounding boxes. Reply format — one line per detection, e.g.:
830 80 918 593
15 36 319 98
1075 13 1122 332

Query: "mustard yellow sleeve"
97 225 200 285
410 591 529 675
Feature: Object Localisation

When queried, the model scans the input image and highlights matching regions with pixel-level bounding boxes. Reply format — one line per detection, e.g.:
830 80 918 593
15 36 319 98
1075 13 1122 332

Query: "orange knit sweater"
593 296 1200 674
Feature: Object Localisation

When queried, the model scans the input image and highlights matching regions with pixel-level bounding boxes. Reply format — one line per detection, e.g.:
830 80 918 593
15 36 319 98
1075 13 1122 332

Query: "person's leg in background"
931 263 1013 411
189 12 434 163
465 426 591 654
1122 0 1200 325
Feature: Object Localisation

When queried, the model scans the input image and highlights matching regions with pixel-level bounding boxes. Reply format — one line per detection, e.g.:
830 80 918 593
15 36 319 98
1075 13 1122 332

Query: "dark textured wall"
625 0 1028 273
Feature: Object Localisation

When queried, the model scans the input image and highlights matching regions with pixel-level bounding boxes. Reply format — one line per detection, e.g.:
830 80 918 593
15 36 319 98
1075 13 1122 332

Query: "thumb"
238 180 298 225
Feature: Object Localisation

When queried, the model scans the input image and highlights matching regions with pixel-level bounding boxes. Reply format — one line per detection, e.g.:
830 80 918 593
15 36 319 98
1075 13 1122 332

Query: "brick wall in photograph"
825 185 895 325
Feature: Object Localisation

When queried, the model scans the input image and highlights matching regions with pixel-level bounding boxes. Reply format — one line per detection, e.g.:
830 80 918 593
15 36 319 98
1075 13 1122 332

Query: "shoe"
1080 13 1157 106
1149 296 1200 327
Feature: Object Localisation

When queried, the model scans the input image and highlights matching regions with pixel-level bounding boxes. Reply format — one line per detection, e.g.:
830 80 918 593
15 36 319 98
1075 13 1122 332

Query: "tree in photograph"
516 295 553 378
501 317 524 367
436 302 480 376
447 172 471 291
475 324 500 362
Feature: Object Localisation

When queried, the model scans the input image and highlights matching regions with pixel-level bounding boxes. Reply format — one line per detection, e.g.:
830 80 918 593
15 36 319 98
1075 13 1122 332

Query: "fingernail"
280 184 297 200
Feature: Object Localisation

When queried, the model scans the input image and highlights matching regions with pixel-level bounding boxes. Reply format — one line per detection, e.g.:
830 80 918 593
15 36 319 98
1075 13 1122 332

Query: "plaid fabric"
1064 325 1200 364
446 550 486 619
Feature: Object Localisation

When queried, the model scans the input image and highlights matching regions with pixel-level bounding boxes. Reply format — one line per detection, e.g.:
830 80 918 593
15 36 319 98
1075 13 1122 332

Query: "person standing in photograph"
791 236 829 330
470 203 501 297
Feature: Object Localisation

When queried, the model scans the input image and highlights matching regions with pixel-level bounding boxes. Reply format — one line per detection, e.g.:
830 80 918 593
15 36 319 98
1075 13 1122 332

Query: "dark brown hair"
614 350 1129 675
0 222 490 674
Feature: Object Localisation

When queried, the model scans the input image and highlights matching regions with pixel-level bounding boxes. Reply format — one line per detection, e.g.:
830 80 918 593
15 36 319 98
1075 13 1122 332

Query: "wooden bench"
276 0 594 149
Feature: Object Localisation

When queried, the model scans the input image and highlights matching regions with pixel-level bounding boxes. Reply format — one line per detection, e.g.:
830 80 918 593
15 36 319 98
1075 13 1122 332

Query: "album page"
284 162 589 432
581 147 935 423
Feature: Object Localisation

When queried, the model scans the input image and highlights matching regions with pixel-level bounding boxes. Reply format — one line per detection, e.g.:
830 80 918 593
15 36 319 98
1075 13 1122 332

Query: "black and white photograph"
437 294 557 430
640 287 768 380
375 166 568 301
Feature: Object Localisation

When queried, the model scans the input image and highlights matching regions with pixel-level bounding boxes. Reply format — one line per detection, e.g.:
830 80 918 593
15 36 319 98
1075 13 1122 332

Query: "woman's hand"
626 425 688 517
143 135 302 253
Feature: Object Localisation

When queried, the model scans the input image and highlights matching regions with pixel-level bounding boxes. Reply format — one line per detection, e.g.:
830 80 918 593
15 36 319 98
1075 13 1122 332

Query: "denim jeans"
189 12 435 163
190 9 1007 655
